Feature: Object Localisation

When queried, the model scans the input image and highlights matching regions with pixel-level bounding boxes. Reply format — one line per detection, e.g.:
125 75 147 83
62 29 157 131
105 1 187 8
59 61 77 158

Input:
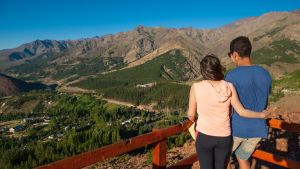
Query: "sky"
0 0 299 50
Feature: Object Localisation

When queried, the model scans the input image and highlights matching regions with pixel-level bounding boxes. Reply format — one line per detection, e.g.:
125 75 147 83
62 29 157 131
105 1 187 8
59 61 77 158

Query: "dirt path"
102 98 136 107
102 98 159 113
58 85 95 94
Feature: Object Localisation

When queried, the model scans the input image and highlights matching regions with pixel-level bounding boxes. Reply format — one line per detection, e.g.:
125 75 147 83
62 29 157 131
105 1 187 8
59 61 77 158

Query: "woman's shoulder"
192 80 207 87
192 81 211 93
223 80 233 86
222 80 235 91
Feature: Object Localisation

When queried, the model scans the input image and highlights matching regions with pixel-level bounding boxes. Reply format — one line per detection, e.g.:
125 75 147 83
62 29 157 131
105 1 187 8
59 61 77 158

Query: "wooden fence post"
152 139 167 169
152 128 167 169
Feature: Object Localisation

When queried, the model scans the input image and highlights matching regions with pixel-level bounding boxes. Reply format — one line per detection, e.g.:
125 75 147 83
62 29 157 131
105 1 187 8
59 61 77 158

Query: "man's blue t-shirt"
225 65 272 138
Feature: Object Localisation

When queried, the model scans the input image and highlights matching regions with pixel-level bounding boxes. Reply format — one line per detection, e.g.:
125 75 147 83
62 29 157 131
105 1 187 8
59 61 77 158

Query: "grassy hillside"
274 69 300 90
6 55 56 81
270 69 300 102
253 25 287 42
252 39 300 65
72 50 191 89
52 57 124 80
6 54 124 81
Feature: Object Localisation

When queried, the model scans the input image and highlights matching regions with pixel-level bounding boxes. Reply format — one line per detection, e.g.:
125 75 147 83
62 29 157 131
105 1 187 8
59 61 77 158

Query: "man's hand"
188 115 195 122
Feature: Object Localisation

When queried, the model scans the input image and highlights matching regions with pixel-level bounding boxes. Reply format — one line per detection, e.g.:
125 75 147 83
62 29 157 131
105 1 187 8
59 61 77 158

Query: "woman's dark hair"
200 54 224 80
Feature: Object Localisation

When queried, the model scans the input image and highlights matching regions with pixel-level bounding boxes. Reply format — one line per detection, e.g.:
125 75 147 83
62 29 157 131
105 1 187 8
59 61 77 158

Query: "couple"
187 36 272 169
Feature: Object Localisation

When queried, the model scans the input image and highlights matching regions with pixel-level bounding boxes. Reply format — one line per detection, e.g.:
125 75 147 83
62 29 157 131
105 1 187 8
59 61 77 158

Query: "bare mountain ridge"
0 10 299 81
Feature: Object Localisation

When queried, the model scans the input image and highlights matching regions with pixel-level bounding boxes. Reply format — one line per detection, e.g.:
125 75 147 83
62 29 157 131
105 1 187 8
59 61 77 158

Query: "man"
226 36 272 169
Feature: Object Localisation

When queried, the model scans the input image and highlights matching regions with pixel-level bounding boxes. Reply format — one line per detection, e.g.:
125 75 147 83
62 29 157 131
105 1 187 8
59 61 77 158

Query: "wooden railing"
36 119 300 169
168 119 300 169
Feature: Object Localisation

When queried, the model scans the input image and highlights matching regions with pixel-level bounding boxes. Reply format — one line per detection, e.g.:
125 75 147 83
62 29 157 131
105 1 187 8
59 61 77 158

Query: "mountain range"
0 10 299 86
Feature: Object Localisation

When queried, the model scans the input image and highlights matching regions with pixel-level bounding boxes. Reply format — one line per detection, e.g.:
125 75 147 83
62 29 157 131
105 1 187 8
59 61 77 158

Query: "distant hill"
73 50 195 89
0 10 299 83
0 73 57 97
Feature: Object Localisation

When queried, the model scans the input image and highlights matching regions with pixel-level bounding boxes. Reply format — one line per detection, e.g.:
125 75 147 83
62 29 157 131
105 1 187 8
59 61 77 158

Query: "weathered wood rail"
36 119 300 169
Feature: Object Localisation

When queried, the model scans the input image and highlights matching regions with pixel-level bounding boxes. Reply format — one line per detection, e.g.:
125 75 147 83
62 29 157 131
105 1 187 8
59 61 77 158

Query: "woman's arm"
230 84 266 118
187 84 197 122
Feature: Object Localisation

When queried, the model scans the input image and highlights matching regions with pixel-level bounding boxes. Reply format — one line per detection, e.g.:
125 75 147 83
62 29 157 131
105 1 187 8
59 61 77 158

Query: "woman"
187 54 266 169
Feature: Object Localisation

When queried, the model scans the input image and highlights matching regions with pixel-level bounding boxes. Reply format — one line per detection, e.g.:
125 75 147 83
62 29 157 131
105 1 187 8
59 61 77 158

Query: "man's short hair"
230 36 252 58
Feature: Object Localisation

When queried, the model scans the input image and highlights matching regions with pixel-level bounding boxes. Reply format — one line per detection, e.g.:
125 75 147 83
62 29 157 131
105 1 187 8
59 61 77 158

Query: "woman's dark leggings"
195 132 232 169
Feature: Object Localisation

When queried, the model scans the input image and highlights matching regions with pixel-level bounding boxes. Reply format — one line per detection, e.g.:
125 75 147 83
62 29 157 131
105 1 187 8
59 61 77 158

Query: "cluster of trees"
0 92 174 169
0 91 55 122
0 127 121 169
0 113 27 122
101 82 190 112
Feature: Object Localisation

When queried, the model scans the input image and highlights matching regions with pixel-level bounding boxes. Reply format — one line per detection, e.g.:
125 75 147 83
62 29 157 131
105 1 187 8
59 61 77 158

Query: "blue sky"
0 0 299 50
